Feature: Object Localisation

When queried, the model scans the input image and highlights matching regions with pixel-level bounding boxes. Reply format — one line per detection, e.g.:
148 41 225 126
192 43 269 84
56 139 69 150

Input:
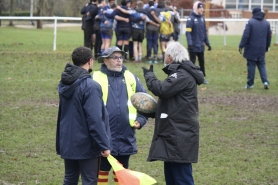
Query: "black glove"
207 45 212 51
138 111 156 118
239 47 243 54
188 45 193 51
142 65 153 75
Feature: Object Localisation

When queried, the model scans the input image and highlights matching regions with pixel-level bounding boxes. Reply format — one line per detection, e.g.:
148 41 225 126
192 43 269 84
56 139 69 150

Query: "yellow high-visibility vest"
93 70 137 127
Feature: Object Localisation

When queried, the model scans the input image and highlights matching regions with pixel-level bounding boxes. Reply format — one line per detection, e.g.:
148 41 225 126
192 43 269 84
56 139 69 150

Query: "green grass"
0 26 278 185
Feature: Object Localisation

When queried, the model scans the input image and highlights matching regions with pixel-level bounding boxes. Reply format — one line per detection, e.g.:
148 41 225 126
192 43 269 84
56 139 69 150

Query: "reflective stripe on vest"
93 70 137 127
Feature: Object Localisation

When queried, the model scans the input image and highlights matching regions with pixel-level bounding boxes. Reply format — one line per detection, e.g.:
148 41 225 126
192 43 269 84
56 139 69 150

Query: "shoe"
154 60 158 64
148 60 152 64
245 85 254 89
264 82 269 89
203 79 209 84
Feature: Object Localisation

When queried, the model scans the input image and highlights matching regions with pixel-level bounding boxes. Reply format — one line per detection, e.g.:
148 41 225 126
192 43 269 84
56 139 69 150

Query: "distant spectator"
239 7 272 89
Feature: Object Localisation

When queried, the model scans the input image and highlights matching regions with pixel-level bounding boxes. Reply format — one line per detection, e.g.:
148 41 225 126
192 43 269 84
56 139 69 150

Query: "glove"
207 45 212 51
138 111 156 118
239 47 243 54
142 65 153 75
188 45 193 51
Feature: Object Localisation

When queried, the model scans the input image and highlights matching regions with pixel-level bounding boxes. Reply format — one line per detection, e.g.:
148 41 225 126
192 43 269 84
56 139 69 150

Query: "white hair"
165 41 189 63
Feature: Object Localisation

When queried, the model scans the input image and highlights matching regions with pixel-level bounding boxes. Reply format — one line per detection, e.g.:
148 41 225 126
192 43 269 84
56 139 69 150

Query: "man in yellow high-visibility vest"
93 46 149 185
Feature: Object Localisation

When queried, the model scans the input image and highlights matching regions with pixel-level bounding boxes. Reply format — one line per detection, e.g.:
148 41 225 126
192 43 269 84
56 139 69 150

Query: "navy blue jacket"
56 63 111 159
186 11 210 52
93 64 148 156
105 6 131 30
239 12 272 61
81 3 98 29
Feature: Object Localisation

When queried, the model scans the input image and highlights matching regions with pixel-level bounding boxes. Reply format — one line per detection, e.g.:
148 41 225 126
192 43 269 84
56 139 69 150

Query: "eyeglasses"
108 56 124 61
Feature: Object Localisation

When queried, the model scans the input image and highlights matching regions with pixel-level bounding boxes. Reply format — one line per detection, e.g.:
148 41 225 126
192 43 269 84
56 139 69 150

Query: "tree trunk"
36 0 45 29
0 0 2 26
9 0 14 26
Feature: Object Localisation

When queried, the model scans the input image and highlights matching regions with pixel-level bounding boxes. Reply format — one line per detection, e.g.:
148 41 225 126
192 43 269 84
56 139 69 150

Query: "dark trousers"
164 162 194 185
63 158 100 185
189 52 206 77
146 30 158 58
246 59 268 86
84 27 92 50
94 30 102 58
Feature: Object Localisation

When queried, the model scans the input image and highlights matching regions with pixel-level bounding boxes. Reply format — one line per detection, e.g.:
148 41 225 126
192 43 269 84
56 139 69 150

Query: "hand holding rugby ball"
130 92 157 113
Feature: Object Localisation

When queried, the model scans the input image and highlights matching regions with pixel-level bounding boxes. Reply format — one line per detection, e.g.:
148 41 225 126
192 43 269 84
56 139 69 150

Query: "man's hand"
207 45 212 51
133 121 141 129
239 47 243 54
142 65 153 75
101 150 110 157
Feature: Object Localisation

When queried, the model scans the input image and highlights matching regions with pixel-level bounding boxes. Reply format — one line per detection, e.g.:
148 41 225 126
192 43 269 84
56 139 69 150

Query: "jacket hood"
252 11 265 20
163 61 204 85
58 63 91 99
100 63 127 77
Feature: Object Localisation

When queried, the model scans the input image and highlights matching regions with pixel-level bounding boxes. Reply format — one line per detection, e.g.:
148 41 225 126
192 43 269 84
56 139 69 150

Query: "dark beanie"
197 3 203 9
252 7 261 14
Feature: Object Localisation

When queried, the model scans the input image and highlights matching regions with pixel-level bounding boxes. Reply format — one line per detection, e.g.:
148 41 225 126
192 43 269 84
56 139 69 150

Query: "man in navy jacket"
239 7 272 89
56 46 111 185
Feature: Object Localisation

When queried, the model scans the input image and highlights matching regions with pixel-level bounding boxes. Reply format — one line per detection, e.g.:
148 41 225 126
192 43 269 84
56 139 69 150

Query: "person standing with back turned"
56 46 111 185
186 1 211 84
142 41 204 185
239 7 272 89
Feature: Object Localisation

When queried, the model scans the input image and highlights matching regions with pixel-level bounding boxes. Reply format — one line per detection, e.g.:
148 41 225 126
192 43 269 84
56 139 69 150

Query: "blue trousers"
246 59 268 86
146 30 158 58
164 162 194 185
63 158 100 185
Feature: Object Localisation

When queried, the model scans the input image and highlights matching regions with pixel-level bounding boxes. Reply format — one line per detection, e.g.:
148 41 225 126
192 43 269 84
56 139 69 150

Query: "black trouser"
189 52 206 77
84 27 92 50
94 29 102 58
63 158 100 185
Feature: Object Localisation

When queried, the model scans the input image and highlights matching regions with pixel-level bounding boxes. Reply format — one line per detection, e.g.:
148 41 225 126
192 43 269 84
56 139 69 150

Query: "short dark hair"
121 0 127 6
71 47 92 66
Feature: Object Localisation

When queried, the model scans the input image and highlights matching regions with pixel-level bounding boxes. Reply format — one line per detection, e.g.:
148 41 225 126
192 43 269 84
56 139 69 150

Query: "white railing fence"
0 16 278 51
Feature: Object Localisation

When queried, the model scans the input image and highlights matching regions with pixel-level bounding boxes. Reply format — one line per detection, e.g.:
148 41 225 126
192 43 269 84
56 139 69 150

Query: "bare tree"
9 0 14 26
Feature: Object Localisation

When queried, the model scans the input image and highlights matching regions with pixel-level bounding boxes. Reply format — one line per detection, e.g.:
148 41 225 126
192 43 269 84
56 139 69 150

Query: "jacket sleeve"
134 74 148 128
144 69 192 99
185 17 193 46
105 9 117 18
239 21 251 48
203 19 210 46
81 5 87 15
266 23 272 49
83 81 111 151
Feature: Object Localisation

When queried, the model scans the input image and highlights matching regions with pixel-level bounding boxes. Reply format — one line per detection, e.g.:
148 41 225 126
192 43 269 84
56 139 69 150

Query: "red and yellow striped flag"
107 155 157 185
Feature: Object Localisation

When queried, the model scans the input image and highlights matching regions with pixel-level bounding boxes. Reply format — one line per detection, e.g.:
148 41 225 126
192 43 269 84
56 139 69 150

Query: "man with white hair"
142 41 204 185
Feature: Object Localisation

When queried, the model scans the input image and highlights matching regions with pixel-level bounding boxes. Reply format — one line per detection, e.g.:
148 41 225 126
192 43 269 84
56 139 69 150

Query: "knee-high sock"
113 171 119 185
97 171 109 185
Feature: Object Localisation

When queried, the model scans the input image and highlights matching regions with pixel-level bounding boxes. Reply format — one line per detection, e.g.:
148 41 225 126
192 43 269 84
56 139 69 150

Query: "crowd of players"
81 0 181 64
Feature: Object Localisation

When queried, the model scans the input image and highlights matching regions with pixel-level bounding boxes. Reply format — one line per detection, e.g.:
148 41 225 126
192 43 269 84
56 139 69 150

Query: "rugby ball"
130 92 157 113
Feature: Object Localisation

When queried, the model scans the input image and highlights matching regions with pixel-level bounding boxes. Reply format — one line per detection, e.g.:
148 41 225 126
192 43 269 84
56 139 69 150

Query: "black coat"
56 63 111 159
143 62 203 163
